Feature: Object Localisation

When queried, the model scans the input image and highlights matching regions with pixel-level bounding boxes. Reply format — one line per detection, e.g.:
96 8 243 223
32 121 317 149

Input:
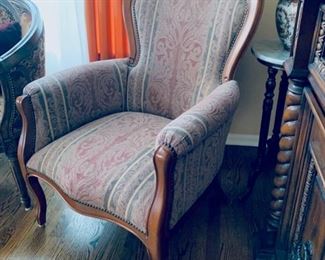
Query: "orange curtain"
85 0 129 61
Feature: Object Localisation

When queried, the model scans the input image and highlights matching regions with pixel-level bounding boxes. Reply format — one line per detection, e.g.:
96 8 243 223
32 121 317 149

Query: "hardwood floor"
0 146 273 259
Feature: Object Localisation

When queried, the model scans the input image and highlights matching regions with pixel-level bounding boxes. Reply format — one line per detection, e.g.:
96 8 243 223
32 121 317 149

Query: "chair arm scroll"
22 59 129 152
156 80 240 157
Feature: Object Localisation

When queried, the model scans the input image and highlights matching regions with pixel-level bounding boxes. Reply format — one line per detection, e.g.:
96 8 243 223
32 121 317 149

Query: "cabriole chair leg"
28 176 47 227
147 237 167 260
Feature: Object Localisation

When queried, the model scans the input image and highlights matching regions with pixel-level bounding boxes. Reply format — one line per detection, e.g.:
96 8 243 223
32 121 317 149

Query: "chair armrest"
23 58 129 151
156 80 240 156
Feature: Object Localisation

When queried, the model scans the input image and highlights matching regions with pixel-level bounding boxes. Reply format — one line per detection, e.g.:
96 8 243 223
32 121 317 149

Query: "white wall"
230 1 279 141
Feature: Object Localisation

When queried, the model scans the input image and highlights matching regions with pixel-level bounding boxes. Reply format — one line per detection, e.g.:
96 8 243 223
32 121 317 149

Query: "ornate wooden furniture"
251 40 290 171
264 0 325 258
16 0 263 259
0 0 44 209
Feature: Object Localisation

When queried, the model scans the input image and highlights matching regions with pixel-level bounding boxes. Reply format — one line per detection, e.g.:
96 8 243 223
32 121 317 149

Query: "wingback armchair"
0 0 44 209
17 0 263 259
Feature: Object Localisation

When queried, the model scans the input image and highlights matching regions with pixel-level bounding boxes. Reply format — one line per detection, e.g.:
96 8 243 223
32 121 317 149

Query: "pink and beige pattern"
127 0 247 119
27 112 171 233
154 81 239 228
156 81 239 156
17 0 263 257
169 123 230 228
26 81 239 233
23 59 129 152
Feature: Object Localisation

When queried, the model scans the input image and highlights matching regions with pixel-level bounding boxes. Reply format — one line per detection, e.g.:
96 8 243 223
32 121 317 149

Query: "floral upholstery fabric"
156 81 239 156
169 123 230 228
23 59 129 152
127 0 248 119
26 82 239 233
21 0 250 236
27 112 171 233
157 81 239 228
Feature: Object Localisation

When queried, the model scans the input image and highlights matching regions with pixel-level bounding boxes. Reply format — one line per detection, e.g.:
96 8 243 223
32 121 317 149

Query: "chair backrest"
0 0 44 155
125 0 263 119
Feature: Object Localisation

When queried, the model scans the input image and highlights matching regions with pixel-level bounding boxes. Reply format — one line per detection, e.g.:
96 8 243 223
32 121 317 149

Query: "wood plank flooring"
0 146 273 259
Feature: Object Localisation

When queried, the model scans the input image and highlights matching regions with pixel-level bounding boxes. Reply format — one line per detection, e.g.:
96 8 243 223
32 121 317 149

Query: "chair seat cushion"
27 112 171 233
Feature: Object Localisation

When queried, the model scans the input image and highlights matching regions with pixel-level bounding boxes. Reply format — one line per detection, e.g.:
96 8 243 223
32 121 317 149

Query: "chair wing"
127 0 251 119
23 59 129 152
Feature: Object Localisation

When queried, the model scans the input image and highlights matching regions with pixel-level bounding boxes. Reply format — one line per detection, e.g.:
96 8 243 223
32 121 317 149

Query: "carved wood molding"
291 240 313 260
313 5 325 80
267 85 303 234
293 159 316 242
290 159 316 259
262 0 324 251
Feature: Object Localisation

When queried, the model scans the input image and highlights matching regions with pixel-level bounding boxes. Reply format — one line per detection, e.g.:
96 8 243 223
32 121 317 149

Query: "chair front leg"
146 145 176 260
28 176 47 227
147 237 167 260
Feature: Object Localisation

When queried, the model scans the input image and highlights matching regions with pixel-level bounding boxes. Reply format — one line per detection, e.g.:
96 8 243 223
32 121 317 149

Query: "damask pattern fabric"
127 0 247 119
169 122 230 228
27 112 171 233
21 0 250 239
154 80 239 228
156 81 239 156
23 59 129 152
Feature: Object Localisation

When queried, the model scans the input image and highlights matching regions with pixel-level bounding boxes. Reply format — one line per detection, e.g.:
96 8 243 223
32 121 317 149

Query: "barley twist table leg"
265 85 303 246
255 67 278 172
267 72 289 165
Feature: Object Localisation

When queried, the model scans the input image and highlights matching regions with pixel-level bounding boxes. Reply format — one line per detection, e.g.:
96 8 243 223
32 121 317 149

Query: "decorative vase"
275 0 299 50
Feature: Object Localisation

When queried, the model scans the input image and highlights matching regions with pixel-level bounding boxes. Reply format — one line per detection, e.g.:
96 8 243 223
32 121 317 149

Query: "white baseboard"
226 134 259 147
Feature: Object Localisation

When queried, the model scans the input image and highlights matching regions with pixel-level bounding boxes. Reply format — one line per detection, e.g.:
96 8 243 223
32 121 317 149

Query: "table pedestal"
255 69 289 172
242 40 290 198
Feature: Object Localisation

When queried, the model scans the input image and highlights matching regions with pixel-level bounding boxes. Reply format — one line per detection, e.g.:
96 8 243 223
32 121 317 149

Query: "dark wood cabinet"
288 85 325 259
265 1 325 259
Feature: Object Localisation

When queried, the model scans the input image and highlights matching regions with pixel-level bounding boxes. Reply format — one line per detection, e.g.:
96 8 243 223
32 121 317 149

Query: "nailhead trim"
128 0 141 67
68 194 148 234
161 142 177 156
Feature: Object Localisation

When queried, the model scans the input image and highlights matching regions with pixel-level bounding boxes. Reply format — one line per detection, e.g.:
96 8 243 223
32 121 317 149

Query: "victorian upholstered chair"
0 0 44 209
17 0 263 259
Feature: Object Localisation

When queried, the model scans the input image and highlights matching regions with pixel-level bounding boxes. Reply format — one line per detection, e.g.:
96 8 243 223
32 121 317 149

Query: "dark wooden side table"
251 40 290 172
